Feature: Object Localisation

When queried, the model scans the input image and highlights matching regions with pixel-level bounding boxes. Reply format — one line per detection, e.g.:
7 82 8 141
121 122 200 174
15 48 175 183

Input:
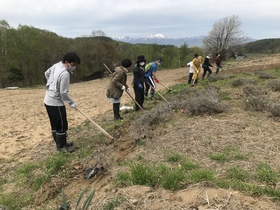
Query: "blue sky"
1 0 279 40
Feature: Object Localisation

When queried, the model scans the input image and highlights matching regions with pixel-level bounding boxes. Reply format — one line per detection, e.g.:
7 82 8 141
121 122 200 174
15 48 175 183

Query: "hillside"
1 54 280 209
244 38 280 54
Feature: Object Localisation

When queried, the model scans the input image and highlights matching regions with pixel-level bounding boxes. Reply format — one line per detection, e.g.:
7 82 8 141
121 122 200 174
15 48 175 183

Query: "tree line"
1 15 270 88
0 20 204 88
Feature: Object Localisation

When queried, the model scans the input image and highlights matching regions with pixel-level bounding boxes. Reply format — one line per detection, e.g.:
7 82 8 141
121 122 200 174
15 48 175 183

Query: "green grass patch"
210 153 227 162
102 197 122 210
166 152 182 162
210 147 249 163
225 166 250 182
256 163 278 185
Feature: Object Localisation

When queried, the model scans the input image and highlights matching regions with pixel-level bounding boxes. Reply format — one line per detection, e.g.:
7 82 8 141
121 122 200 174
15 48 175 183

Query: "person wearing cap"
133 55 146 111
202 54 214 79
106 58 132 120
144 57 162 100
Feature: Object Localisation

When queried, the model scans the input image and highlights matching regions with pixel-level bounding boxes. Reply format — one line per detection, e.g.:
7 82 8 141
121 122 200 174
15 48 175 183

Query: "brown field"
1 54 280 209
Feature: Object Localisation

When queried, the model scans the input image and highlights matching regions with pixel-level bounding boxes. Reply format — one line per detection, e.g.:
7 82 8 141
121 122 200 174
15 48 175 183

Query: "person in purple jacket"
44 52 81 153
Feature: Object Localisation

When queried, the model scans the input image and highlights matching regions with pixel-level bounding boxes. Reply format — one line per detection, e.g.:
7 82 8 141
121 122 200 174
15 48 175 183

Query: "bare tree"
203 15 247 57
91 30 107 37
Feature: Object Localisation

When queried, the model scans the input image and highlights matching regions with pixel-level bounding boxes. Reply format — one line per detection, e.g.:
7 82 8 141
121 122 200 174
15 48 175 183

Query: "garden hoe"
75 108 114 140
103 63 113 74
125 90 145 112
158 81 171 93
147 82 168 102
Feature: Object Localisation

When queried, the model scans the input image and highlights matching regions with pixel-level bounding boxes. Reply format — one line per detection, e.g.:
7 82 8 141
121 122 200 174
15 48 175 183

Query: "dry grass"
2 54 280 210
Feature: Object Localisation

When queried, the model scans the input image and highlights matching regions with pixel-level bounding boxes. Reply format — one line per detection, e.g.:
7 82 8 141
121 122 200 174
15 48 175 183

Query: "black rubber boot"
65 132 74 147
113 103 123 120
56 133 74 153
52 131 73 148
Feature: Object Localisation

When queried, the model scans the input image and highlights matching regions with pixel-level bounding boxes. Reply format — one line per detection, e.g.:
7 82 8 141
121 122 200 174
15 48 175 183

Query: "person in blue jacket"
144 57 162 100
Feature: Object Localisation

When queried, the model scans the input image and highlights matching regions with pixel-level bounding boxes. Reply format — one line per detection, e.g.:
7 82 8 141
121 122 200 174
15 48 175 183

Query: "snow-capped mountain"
112 34 206 47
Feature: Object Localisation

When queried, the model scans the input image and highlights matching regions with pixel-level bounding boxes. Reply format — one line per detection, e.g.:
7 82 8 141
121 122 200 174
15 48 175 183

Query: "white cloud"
1 0 280 39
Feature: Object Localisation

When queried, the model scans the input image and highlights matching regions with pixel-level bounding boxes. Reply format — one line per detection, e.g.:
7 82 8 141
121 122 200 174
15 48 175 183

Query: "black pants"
188 73 193 84
113 103 122 119
202 66 212 79
133 83 144 110
45 104 68 134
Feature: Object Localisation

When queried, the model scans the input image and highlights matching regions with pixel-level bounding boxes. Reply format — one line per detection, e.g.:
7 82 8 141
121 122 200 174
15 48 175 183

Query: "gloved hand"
126 88 130 92
69 102 76 109
155 78 159 83
138 82 143 89
121 86 126 91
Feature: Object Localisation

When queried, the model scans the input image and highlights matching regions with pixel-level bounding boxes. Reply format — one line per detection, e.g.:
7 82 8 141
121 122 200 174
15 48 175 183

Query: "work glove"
126 88 130 92
69 102 76 109
155 78 159 83
138 82 143 89
121 85 126 91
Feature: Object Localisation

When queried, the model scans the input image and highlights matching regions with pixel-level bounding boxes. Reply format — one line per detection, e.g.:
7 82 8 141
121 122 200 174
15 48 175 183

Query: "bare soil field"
1 54 280 209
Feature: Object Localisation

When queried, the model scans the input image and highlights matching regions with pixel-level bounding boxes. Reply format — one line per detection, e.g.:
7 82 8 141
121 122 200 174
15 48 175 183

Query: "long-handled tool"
125 90 145 112
158 81 171 93
103 63 113 74
75 108 114 140
147 82 168 102
103 63 144 111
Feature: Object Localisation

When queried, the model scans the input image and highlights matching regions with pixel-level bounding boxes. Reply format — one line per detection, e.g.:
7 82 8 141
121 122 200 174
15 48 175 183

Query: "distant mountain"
112 34 206 47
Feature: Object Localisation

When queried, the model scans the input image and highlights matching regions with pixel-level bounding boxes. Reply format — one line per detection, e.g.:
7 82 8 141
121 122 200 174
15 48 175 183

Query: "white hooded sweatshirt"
44 61 75 106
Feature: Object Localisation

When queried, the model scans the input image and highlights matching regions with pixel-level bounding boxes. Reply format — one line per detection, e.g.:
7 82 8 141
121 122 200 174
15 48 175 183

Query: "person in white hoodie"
44 52 81 153
187 61 194 85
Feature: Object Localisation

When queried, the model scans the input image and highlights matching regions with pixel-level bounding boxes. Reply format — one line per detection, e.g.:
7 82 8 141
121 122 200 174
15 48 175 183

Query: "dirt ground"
1 54 280 209
0 66 185 162
1 54 280 162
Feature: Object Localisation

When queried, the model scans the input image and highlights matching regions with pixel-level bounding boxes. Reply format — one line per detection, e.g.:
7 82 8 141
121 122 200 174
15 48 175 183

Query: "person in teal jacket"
144 57 162 100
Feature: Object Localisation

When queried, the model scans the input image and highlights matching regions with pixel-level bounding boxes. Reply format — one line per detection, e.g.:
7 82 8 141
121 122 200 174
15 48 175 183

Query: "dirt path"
0 67 188 162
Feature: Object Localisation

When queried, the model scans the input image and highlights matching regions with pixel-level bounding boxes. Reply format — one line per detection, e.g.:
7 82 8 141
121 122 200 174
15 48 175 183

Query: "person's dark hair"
121 59 132 68
63 52 81 64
